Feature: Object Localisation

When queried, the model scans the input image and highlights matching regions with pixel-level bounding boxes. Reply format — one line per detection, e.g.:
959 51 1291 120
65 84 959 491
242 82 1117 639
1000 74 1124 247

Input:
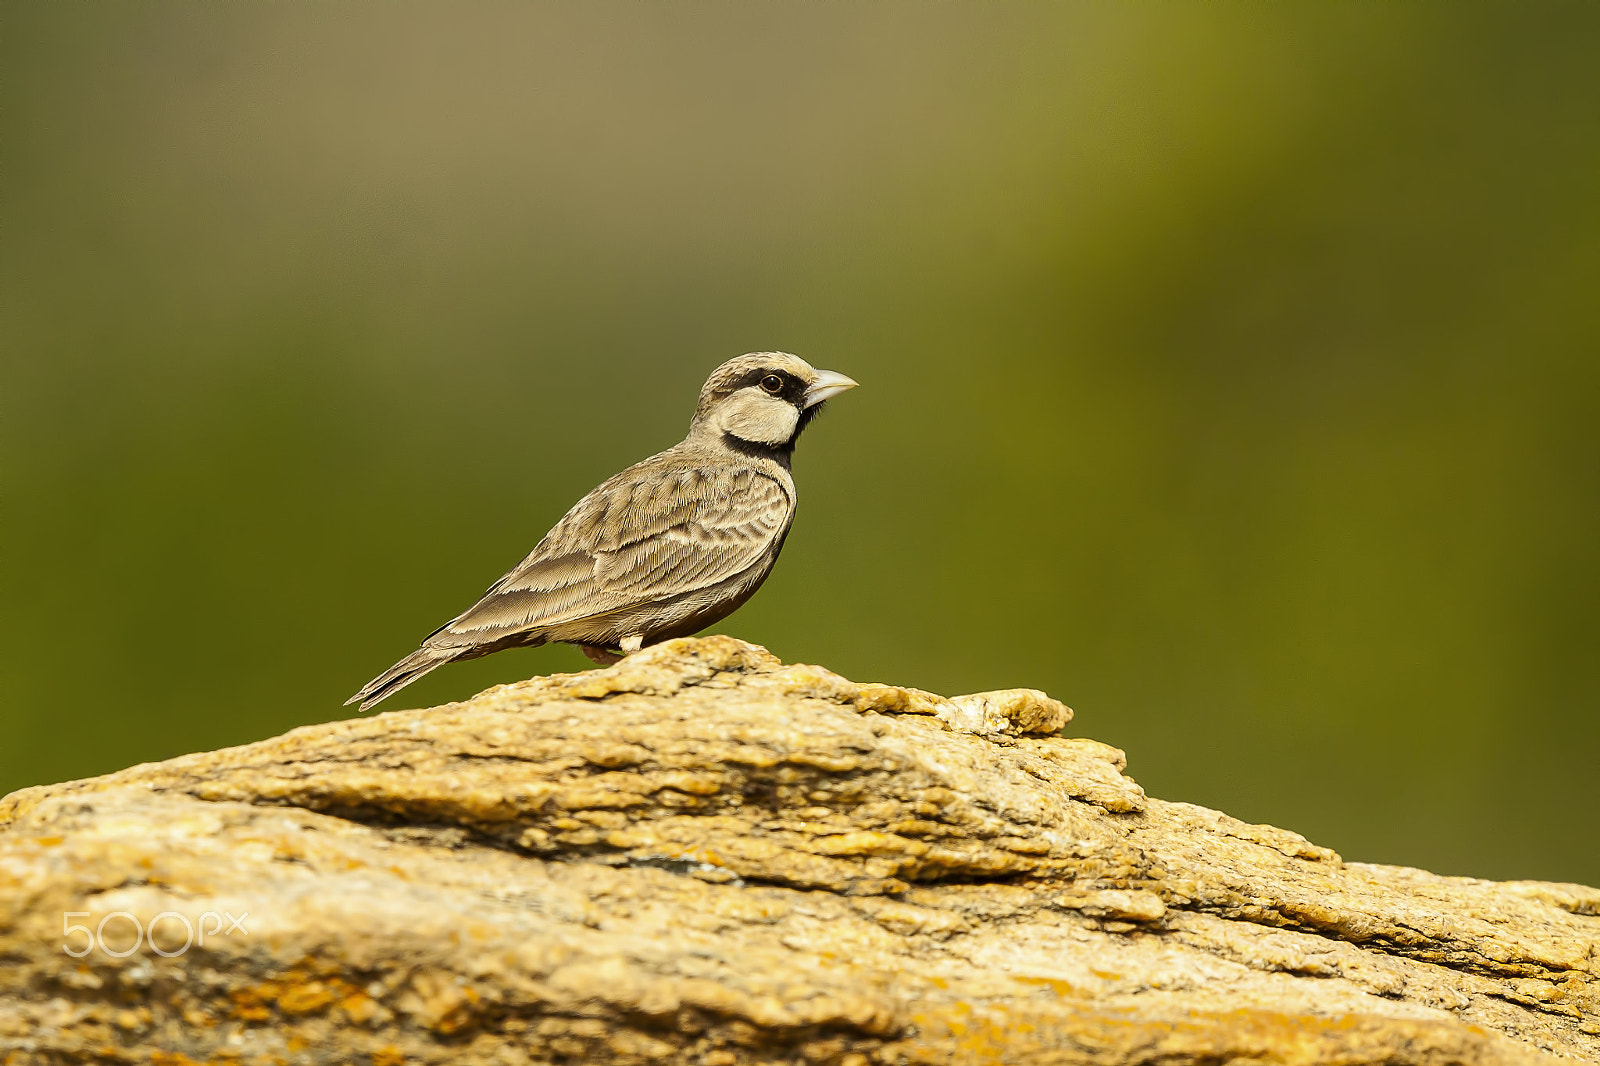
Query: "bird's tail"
345 646 457 712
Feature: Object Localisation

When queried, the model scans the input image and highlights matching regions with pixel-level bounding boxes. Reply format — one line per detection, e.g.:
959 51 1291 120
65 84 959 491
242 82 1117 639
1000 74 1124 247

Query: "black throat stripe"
721 431 794 469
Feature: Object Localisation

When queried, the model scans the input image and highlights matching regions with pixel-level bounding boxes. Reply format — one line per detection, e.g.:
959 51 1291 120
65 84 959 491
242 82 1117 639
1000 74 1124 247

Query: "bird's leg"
579 644 623 666
580 635 642 666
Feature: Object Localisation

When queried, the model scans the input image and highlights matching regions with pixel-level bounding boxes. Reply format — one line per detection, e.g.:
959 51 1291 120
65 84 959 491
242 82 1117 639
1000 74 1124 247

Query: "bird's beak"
804 370 859 408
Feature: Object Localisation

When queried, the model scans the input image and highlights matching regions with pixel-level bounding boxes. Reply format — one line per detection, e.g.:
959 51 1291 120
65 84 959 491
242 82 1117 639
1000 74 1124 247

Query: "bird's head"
689 352 858 452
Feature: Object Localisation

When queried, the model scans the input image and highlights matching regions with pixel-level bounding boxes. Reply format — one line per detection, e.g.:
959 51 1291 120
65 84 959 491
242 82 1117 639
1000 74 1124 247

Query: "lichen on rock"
0 636 1595 1064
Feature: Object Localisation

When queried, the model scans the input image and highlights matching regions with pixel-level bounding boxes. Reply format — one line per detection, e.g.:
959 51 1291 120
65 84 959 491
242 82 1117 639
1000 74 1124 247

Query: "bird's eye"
760 374 784 395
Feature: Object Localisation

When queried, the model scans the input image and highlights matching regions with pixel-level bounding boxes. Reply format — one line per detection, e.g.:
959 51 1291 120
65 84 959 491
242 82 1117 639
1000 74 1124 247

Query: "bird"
346 352 858 711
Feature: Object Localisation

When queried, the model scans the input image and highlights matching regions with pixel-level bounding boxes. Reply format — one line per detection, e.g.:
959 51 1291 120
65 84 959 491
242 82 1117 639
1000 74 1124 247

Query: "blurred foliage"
3 3 1597 885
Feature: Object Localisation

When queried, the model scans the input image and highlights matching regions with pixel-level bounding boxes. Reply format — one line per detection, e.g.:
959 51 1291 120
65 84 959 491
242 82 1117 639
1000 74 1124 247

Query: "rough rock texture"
1 637 1596 1065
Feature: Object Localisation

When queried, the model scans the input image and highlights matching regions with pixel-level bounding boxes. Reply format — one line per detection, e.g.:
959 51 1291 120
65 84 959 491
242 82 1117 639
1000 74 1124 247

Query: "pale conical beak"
804 369 859 408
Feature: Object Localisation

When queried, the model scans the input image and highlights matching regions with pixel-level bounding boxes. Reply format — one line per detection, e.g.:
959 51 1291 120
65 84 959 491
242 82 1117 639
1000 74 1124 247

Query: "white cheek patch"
718 391 800 445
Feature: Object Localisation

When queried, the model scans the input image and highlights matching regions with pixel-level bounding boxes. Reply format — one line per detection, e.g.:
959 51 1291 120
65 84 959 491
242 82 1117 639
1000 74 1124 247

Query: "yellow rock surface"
0 636 1594 1064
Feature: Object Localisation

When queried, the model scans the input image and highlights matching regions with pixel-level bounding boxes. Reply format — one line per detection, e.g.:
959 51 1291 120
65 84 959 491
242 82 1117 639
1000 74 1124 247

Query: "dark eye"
759 374 784 395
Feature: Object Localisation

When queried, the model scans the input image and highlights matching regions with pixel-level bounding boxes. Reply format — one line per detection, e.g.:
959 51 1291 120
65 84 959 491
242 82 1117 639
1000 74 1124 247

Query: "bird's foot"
579 644 624 666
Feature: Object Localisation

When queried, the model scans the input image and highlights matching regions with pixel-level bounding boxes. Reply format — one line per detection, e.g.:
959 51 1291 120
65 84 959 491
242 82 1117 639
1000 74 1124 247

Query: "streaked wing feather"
428 459 789 647
486 551 595 595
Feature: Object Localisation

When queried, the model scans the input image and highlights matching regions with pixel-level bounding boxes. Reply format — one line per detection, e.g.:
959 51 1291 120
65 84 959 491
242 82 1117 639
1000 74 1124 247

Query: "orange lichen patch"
277 981 339 1014
369 1048 405 1066
149 1052 208 1066
227 969 365 1022
31 836 63 847
1012 976 1074 996
227 987 272 1023
339 990 380 1024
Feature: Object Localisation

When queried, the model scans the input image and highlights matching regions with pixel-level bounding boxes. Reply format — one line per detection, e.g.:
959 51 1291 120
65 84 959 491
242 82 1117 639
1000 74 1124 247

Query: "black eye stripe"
730 368 776 390
729 368 805 405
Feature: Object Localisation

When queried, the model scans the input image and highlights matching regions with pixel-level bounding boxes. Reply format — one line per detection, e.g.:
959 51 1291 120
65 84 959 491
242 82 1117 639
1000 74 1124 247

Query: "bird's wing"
424 460 791 649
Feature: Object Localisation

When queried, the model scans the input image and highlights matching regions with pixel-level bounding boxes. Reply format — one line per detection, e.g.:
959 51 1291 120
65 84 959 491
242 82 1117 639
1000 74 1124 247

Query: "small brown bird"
346 352 858 710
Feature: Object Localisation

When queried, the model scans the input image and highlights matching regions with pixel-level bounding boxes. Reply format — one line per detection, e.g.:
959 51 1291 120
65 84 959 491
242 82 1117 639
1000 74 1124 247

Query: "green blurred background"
4 3 1597 886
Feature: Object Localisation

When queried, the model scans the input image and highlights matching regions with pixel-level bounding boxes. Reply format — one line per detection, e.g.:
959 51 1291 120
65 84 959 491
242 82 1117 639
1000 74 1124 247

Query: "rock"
0 635 1594 1065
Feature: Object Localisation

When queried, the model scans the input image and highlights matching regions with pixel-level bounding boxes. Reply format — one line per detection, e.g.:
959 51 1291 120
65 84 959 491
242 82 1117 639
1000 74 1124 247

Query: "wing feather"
426 456 790 649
